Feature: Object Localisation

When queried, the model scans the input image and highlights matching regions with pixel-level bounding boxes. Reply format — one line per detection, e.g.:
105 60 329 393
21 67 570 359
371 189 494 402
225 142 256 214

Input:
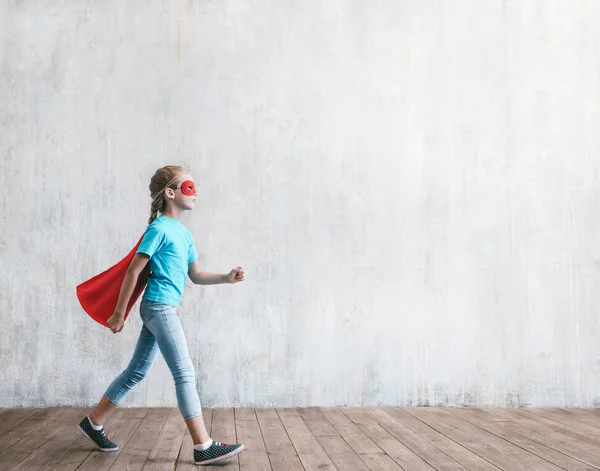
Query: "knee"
123 367 147 385
172 361 195 385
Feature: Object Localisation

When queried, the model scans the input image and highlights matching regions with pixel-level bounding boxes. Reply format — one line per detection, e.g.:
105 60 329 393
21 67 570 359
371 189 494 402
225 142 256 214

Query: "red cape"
76 236 150 328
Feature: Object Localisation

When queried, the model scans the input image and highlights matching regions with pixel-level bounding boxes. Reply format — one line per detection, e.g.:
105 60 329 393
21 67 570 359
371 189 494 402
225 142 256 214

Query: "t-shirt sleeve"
136 225 166 258
188 239 198 264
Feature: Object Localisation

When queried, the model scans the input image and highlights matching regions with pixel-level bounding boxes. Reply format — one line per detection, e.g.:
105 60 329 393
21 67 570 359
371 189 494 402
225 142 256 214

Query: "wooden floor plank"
235 407 258 422
2 406 600 471
341 407 436 471
0 409 51 448
298 407 369 470
0 408 84 470
405 407 532 471
255 408 304 471
297 407 339 438
235 408 272 471
276 408 336 471
141 408 188 471
0 408 57 451
488 407 600 462
0 408 43 437
108 407 171 471
426 407 565 471
319 407 402 470
320 435 371 470
176 408 213 471
380 408 501 471
13 408 91 471
555 408 600 429
519 408 600 444
447 407 598 471
211 408 240 470
475 408 600 469
347 407 469 471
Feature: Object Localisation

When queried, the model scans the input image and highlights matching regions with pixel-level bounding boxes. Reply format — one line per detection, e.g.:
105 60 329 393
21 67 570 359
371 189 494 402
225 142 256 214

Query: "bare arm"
188 260 229 285
107 253 150 333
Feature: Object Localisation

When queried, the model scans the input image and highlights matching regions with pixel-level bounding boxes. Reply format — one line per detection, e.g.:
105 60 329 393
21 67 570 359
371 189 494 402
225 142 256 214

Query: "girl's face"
167 173 197 210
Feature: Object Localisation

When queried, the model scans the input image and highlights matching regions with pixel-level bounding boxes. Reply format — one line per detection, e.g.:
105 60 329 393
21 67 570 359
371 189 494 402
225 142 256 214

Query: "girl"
77 165 245 466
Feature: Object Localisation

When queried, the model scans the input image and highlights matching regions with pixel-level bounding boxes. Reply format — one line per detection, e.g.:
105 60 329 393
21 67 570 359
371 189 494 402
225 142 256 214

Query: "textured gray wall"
1 0 600 408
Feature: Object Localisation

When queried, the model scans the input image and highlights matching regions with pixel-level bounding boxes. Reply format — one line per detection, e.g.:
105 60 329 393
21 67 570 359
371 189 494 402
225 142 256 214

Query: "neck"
161 207 183 221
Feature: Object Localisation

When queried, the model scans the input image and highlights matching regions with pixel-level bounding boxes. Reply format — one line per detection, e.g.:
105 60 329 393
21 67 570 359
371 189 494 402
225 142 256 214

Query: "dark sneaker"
78 416 119 452
194 441 244 466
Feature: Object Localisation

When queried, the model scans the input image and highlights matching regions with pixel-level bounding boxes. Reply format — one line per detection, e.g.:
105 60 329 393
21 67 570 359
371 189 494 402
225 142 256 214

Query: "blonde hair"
148 165 189 224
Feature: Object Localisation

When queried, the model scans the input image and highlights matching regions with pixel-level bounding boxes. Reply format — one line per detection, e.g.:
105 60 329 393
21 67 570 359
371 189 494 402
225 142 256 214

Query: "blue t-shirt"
136 215 198 307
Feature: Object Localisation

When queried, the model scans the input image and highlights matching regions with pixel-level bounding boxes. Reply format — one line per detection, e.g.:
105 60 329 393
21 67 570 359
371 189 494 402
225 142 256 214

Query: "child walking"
77 165 245 466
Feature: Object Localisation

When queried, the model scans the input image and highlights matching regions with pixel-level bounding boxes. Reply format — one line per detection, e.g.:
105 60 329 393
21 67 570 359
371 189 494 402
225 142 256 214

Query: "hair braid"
147 165 189 224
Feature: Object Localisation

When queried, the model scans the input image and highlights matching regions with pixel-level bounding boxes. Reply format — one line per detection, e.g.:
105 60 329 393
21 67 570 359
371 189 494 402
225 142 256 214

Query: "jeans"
104 299 202 419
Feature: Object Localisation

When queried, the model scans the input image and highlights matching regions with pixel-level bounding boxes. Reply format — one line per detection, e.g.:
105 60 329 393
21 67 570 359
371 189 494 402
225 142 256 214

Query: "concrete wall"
1 0 600 408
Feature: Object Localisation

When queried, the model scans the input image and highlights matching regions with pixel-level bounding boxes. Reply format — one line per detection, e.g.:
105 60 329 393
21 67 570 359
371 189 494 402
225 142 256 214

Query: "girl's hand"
107 312 125 333
227 266 245 284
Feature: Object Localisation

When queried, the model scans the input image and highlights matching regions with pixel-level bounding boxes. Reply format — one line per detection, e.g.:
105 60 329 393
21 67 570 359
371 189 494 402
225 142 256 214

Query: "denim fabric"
104 299 202 419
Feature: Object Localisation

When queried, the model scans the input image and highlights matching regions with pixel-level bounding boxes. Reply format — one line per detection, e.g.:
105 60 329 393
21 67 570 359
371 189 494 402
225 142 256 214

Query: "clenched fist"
227 266 245 284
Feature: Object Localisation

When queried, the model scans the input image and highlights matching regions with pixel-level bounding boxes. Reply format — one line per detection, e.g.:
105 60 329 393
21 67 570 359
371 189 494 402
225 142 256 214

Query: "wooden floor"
1 407 600 470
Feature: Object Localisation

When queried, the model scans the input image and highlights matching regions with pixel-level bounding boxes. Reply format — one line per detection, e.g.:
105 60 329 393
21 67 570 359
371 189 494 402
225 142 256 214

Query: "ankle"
88 414 103 427
194 438 213 451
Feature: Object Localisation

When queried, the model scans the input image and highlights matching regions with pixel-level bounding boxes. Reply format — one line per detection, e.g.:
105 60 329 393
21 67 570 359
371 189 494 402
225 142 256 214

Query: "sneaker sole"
78 426 119 452
195 444 245 466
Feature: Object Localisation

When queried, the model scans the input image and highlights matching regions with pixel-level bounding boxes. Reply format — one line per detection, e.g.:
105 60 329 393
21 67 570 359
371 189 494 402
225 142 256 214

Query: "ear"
164 188 175 199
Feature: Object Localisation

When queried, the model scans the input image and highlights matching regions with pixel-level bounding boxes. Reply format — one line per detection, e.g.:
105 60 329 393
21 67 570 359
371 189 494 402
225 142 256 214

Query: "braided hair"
148 165 189 224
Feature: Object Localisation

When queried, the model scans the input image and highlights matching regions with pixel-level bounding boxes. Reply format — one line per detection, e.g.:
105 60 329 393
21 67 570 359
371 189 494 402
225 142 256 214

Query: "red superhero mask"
178 180 196 196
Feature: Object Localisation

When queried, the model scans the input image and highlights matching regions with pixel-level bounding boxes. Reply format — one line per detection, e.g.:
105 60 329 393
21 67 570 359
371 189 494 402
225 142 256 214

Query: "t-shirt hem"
141 294 180 308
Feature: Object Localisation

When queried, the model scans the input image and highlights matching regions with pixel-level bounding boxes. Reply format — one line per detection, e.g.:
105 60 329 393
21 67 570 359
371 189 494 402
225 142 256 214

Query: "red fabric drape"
76 236 150 328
